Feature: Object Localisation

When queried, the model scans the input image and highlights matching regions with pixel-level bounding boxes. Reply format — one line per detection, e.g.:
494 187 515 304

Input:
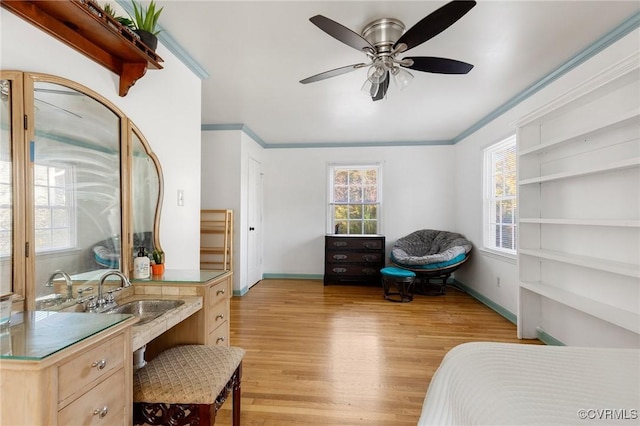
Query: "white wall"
262 145 456 275
201 130 265 294
1 8 202 270
453 29 640 343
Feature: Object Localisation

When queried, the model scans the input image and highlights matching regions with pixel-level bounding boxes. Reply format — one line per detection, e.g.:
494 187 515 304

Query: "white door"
247 156 262 288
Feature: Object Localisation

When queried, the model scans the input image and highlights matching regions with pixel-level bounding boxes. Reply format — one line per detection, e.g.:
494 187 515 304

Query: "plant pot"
151 263 164 276
135 29 158 52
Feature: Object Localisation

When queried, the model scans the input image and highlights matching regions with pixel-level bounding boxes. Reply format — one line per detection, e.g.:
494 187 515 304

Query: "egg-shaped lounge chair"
391 229 472 295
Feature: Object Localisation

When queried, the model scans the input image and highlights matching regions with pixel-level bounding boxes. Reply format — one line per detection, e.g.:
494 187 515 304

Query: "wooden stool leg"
232 363 242 426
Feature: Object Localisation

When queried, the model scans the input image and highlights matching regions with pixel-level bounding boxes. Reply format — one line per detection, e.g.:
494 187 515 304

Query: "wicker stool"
381 266 416 302
133 345 245 426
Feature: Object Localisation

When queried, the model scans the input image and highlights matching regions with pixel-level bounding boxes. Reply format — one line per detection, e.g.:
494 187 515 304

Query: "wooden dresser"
324 234 385 286
0 312 136 425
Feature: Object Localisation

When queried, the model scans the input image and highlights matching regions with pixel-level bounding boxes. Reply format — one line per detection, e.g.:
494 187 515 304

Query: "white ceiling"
156 1 639 146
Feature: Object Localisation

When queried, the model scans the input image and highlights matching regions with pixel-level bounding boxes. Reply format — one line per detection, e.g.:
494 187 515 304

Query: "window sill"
479 248 517 265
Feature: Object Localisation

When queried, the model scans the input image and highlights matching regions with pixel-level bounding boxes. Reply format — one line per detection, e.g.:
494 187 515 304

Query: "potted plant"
129 0 163 52
151 249 165 276
103 3 137 39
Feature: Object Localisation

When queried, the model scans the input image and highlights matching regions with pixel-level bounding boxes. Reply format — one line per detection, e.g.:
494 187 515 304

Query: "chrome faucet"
45 270 73 300
95 271 131 308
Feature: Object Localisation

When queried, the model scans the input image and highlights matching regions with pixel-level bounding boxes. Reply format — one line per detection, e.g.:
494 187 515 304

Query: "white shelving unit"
517 53 640 345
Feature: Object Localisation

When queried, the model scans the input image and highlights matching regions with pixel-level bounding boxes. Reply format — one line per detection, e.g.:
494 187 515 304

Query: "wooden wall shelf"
1 0 164 96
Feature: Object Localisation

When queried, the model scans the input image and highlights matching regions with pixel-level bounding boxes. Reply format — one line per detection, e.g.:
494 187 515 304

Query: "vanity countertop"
132 269 229 284
0 311 133 360
120 294 203 351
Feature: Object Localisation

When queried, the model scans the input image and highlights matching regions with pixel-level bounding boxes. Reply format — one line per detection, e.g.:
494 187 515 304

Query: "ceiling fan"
300 0 476 101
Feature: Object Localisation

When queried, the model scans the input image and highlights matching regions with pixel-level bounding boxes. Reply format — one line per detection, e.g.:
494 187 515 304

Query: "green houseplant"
129 0 164 51
151 248 165 276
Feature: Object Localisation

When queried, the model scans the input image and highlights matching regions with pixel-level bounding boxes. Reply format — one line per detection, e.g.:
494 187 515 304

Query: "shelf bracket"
120 62 147 97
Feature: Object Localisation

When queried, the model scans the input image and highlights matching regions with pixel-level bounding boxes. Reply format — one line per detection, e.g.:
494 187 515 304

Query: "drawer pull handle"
91 359 106 370
332 241 347 247
363 242 377 249
216 313 225 321
333 254 347 260
216 289 226 296
332 267 347 274
93 406 109 418
216 336 226 344
363 255 376 262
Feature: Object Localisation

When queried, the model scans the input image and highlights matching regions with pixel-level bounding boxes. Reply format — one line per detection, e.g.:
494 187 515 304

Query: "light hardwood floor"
215 279 541 425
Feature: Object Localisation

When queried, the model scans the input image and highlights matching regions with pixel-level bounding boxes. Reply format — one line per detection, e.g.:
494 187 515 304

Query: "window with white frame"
483 135 517 254
33 163 76 252
328 164 381 235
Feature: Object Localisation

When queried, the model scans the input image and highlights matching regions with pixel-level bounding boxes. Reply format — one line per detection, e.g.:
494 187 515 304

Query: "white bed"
418 342 640 425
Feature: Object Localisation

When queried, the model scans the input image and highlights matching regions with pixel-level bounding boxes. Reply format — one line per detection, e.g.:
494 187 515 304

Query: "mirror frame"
2 71 163 310
128 121 164 260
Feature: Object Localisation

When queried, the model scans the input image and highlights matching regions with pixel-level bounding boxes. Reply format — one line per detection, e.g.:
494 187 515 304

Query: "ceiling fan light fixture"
391 67 414 90
367 61 388 84
361 78 379 97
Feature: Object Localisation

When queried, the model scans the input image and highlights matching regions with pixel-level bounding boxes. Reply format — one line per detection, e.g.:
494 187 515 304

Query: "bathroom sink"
103 299 185 325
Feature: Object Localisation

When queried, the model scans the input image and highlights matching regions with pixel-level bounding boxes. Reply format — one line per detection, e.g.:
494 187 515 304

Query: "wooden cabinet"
324 235 385 286
201 209 233 271
516 53 639 345
0 314 134 425
140 271 233 359
206 275 231 346
1 0 163 96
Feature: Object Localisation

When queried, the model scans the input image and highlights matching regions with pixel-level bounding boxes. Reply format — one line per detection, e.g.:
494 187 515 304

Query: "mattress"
418 342 640 425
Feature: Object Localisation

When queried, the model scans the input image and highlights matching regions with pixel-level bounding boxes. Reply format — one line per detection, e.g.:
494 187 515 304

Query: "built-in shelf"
1 0 163 96
518 109 640 156
520 281 640 334
517 54 639 345
519 218 640 227
519 157 639 185
519 248 640 278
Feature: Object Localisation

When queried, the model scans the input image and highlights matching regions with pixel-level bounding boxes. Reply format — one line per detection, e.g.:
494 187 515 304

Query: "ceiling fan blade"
299 63 366 84
403 57 473 74
372 72 390 101
394 1 476 52
310 15 374 53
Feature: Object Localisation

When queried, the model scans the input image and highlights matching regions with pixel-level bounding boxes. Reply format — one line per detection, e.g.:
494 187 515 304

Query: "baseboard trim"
536 327 566 346
450 279 517 325
262 273 324 280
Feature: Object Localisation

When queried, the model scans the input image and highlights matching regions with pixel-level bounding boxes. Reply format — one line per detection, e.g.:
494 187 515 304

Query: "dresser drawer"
58 368 126 425
326 251 383 264
326 237 384 251
208 279 229 308
58 333 125 404
209 320 229 346
325 264 381 277
208 301 228 334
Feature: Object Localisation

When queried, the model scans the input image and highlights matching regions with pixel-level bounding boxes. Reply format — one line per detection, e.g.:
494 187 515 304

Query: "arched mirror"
0 72 164 310
131 124 163 258
30 79 123 304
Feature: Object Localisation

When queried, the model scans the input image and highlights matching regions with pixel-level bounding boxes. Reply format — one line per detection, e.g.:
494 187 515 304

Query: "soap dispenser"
133 247 150 279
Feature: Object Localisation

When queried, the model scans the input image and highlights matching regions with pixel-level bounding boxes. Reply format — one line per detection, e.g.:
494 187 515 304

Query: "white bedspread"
418 342 640 425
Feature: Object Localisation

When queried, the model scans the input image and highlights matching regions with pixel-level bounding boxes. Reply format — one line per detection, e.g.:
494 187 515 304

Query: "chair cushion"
133 345 245 405
391 229 472 266
381 266 416 278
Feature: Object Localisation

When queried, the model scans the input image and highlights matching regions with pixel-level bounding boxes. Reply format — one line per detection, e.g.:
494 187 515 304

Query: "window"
329 164 381 235
33 163 76 252
483 135 517 255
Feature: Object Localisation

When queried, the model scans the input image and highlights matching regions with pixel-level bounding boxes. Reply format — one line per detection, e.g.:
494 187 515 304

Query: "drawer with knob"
58 367 126 425
58 333 125 405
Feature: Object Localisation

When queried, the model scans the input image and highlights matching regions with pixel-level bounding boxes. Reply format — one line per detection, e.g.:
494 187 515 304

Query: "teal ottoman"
380 266 416 302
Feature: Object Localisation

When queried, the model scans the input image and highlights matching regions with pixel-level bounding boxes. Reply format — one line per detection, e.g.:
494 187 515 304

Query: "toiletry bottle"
133 247 150 279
